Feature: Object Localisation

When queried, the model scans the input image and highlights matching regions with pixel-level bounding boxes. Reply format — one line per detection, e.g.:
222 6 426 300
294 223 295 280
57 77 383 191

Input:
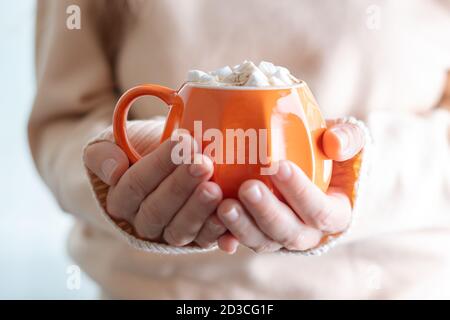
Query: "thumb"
83 141 129 185
322 123 365 161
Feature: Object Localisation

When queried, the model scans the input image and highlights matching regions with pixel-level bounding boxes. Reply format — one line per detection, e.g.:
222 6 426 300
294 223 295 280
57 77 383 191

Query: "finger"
322 123 365 161
107 134 195 221
271 160 352 233
83 141 129 185
217 199 282 253
195 214 227 249
134 154 214 239
218 233 240 254
238 180 323 251
163 181 223 246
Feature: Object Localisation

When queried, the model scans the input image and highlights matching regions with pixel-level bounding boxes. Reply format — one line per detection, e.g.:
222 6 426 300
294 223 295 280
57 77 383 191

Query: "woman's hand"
216 122 365 254
84 133 227 248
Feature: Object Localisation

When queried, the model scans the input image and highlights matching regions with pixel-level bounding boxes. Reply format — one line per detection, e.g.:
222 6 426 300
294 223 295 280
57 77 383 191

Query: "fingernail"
189 161 209 177
331 127 349 151
223 207 239 222
274 161 292 181
199 188 217 203
101 159 117 181
228 242 238 254
242 185 262 204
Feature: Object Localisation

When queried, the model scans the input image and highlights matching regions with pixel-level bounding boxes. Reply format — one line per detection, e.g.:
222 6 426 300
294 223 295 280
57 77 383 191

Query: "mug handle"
113 84 184 164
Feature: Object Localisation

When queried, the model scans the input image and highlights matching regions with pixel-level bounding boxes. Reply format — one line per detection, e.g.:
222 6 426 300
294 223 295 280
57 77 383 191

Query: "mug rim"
180 80 306 91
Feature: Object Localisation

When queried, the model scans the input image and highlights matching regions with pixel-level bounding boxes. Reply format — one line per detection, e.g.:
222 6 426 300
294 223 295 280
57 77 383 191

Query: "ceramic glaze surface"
114 82 332 199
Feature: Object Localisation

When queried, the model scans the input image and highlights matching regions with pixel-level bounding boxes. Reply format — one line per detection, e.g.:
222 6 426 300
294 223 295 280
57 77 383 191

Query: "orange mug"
113 82 332 199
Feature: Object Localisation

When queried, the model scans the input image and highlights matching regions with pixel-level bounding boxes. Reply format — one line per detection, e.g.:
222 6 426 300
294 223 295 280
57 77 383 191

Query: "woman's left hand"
216 122 365 254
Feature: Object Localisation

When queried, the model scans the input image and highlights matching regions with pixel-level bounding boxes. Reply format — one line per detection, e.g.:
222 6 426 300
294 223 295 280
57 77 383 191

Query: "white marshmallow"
258 61 277 77
222 72 242 84
273 67 293 85
233 60 251 72
186 61 300 87
211 66 233 80
233 60 258 74
245 69 270 86
187 70 219 85
198 73 216 83
268 76 286 86
187 70 208 82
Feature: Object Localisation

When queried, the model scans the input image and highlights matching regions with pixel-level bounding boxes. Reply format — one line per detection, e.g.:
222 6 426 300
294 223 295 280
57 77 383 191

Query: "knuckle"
192 197 217 220
253 241 277 254
105 186 138 223
168 173 189 197
206 219 225 235
105 188 120 217
284 230 321 251
164 227 188 246
284 233 308 251
276 228 298 249
231 224 247 241
83 145 97 165
153 151 173 176
227 217 248 240
194 220 224 248
256 206 280 227
187 195 209 218
196 239 215 249
136 200 165 238
312 206 334 231
139 199 163 224
292 182 309 202
126 169 149 199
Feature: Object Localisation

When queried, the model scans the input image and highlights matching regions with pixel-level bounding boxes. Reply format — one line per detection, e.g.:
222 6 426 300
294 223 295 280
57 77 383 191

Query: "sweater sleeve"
345 108 450 242
29 0 215 253
28 0 118 232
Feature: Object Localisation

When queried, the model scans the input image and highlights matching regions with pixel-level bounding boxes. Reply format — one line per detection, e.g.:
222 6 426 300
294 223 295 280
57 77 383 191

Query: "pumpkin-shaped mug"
113 82 332 199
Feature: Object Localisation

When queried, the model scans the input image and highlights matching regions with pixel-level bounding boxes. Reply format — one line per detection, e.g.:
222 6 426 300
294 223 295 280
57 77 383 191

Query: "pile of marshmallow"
187 60 300 87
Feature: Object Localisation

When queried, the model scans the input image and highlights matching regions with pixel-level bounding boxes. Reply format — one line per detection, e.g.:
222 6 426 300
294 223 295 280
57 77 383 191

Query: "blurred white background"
0 1 98 299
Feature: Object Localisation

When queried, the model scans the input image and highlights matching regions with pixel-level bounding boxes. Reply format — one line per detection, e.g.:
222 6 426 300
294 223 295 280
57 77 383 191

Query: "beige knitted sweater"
29 0 450 299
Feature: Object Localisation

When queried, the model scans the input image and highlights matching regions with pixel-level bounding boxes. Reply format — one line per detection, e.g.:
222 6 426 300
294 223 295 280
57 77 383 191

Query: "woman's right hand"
84 131 226 248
